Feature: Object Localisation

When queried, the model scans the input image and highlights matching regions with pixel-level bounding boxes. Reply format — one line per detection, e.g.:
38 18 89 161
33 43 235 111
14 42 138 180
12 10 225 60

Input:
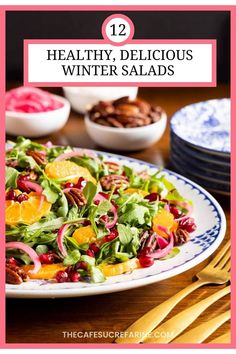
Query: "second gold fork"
116 240 230 344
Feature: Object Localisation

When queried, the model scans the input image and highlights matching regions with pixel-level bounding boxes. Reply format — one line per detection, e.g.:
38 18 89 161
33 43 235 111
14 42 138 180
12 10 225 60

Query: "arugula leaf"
165 188 192 205
57 193 69 217
117 224 133 245
72 156 100 178
82 181 98 206
96 200 112 215
47 146 72 161
27 217 65 232
18 153 38 169
35 245 48 255
67 206 79 221
90 266 106 283
40 178 59 203
5 166 19 188
63 249 81 266
80 255 95 267
119 204 151 226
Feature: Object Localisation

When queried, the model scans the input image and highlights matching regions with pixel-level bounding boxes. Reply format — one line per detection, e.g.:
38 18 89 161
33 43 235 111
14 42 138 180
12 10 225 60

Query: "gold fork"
208 330 231 344
171 309 230 343
116 241 230 344
144 286 230 343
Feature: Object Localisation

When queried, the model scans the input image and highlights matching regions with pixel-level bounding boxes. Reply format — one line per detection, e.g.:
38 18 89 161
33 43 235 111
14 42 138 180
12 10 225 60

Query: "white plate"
6 150 226 298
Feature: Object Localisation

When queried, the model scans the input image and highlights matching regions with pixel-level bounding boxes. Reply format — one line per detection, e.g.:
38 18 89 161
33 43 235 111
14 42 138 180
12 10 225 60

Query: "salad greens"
5 137 195 286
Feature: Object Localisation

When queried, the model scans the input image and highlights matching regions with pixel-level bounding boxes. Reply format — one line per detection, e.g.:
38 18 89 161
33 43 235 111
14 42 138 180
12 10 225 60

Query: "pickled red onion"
6 242 41 274
151 232 174 259
156 235 169 249
57 224 70 257
54 150 98 161
5 86 63 113
21 181 43 194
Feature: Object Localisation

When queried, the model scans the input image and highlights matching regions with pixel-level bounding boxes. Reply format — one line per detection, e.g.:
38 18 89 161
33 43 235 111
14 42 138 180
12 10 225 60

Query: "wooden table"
6 85 230 344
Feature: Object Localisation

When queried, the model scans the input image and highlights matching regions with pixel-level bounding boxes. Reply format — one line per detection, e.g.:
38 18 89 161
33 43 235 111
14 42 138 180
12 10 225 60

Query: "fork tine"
209 241 230 267
217 250 231 269
224 260 231 272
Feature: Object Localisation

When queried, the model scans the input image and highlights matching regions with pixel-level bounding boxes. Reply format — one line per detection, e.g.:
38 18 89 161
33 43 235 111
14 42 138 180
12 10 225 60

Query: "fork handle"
144 285 230 343
115 278 206 344
171 310 230 343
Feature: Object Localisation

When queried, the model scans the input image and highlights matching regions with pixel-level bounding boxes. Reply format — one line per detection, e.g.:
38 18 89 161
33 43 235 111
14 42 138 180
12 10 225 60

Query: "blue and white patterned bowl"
171 98 230 156
171 156 230 195
171 132 230 166
6 149 226 298
171 150 230 182
171 136 230 176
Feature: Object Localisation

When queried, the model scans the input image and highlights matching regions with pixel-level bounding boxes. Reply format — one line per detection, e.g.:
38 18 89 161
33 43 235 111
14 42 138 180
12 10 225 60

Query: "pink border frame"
0 4 235 349
23 39 216 87
101 14 135 46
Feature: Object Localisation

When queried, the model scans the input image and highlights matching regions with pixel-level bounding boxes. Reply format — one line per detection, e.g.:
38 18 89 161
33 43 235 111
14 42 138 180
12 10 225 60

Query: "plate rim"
6 148 227 298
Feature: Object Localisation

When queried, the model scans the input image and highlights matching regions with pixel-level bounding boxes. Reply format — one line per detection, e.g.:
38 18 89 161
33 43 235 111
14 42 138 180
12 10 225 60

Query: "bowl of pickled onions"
6 86 70 137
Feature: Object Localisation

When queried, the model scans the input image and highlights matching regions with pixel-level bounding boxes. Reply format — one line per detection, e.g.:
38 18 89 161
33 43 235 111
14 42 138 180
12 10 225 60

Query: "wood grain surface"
6 85 230 344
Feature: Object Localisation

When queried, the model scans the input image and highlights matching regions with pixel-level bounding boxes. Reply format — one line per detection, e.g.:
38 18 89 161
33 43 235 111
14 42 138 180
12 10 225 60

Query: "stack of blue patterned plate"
170 98 230 196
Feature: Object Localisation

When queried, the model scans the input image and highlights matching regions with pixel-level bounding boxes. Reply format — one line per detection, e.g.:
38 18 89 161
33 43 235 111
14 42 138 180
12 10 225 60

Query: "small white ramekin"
85 111 167 151
6 94 71 137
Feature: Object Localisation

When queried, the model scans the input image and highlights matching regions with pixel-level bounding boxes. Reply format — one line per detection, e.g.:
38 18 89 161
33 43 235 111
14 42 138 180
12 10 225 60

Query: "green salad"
5 137 196 285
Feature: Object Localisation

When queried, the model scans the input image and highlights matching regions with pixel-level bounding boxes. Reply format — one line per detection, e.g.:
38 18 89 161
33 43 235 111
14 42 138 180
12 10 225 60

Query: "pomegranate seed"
94 200 100 205
179 217 197 233
139 255 154 268
170 206 182 219
39 252 55 264
76 261 88 270
86 249 95 258
6 189 17 201
104 227 118 242
17 175 30 193
90 243 100 254
139 246 154 257
7 257 18 266
83 220 91 226
99 215 109 224
56 270 69 283
69 271 80 282
144 193 159 202
64 182 74 189
17 194 29 203
75 177 86 190
99 192 109 199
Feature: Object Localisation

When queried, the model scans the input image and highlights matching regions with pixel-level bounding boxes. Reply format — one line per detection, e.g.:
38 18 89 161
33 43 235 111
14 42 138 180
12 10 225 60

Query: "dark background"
6 11 230 83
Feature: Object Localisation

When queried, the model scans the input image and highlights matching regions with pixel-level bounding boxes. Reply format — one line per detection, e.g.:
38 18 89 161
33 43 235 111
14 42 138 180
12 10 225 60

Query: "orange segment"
5 201 21 226
123 188 149 197
99 258 140 277
72 225 97 245
45 160 96 184
153 209 175 238
5 192 51 226
22 263 66 279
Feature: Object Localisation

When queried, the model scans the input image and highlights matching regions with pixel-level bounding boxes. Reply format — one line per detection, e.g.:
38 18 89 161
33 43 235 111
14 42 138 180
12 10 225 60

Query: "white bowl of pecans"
85 96 167 151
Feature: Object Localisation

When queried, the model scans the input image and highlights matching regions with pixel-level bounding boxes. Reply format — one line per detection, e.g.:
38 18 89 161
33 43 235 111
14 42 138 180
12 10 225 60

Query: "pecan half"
88 97 164 129
174 229 190 245
64 188 87 206
100 174 129 191
6 264 29 285
104 161 121 172
27 150 47 165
